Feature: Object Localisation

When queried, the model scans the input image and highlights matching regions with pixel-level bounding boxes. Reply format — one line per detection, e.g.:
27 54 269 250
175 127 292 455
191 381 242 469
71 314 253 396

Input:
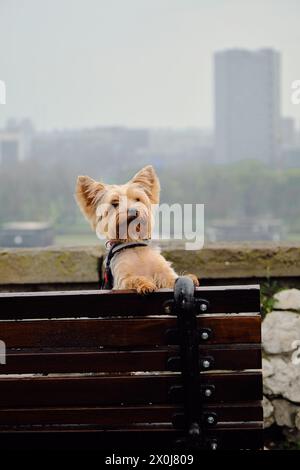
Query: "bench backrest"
0 281 262 450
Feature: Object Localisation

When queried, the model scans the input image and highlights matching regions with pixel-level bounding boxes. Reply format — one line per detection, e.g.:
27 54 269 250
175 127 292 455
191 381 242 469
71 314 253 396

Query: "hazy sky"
1 0 300 130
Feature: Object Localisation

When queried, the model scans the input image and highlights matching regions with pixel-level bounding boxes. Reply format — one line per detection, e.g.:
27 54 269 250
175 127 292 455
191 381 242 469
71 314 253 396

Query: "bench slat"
0 316 261 347
0 423 263 450
1 344 261 374
0 372 262 407
0 285 260 319
0 402 263 426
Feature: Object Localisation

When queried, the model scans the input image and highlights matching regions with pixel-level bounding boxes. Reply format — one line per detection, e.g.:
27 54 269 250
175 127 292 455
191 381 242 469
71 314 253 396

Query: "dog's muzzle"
127 208 139 223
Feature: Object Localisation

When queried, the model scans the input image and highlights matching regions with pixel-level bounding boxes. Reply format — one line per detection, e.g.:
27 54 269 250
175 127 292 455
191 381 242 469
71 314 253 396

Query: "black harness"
101 241 149 290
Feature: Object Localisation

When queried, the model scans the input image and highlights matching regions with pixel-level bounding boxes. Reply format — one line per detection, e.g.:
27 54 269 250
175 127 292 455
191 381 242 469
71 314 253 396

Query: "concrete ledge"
0 245 104 285
0 242 300 285
165 242 300 279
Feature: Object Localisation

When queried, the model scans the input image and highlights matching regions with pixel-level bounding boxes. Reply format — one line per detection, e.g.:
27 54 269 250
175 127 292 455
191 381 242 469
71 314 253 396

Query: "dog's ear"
131 165 160 204
75 175 105 225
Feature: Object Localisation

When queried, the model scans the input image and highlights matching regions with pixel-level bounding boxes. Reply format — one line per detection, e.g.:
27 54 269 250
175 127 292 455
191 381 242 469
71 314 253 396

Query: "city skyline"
2 45 300 168
1 0 300 131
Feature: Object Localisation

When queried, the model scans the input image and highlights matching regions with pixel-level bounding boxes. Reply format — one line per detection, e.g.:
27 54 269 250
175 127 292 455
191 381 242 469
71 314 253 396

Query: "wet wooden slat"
0 402 263 426
0 285 260 319
0 423 263 450
0 372 262 407
0 315 261 348
1 344 261 374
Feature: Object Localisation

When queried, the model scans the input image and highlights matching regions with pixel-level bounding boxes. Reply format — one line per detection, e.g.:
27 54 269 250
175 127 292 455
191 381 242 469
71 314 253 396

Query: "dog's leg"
185 273 200 287
121 275 157 294
155 272 177 289
157 271 199 288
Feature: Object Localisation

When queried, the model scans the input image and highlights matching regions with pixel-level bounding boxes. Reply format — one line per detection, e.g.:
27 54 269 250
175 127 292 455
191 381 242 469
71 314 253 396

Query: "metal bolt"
200 303 208 312
164 305 171 314
202 359 210 369
211 441 218 450
207 415 215 425
201 331 209 340
204 388 212 397
189 423 200 437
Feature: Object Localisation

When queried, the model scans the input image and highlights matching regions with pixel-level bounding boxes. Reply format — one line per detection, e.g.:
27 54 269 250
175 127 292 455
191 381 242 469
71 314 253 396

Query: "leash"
101 241 149 290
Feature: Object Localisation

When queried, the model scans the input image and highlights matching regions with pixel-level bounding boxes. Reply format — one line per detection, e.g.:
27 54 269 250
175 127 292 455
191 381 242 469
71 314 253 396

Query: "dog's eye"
135 198 140 202
112 202 119 208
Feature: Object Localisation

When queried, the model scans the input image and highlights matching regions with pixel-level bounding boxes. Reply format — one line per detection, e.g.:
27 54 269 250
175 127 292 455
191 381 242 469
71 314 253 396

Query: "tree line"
0 159 299 235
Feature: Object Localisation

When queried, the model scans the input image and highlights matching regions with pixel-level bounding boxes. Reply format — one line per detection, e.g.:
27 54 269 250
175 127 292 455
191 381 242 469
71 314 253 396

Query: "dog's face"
75 165 160 241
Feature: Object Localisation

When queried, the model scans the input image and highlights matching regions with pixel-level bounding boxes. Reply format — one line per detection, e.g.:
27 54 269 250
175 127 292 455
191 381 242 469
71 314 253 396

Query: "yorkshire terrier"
75 165 199 293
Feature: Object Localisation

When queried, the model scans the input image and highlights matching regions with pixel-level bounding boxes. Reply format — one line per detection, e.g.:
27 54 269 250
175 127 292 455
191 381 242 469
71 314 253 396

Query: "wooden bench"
0 277 263 450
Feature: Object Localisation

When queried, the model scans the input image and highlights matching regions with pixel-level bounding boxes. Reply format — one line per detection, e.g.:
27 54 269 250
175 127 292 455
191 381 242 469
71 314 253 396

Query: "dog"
75 165 199 293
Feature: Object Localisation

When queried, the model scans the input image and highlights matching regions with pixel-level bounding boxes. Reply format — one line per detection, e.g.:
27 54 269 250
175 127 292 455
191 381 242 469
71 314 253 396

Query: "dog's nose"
127 208 139 220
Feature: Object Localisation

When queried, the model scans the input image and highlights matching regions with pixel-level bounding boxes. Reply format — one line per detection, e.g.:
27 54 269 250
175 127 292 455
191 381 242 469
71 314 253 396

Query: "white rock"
263 356 300 403
272 399 300 428
263 396 274 428
295 411 300 430
274 289 300 312
262 357 274 378
262 310 300 354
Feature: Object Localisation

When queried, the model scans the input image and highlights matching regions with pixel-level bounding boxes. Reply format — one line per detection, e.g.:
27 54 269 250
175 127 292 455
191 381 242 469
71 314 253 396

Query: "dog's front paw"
136 279 157 295
186 273 200 287
123 275 157 294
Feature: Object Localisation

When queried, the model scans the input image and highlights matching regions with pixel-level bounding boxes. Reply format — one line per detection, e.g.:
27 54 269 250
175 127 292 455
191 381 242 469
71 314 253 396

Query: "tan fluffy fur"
75 165 199 293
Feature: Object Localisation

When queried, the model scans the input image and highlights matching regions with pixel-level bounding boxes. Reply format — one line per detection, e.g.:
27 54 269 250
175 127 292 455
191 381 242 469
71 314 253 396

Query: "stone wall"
263 289 300 435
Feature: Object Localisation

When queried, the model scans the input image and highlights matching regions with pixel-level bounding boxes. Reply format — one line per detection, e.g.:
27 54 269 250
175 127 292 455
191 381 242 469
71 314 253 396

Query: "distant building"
0 130 22 165
206 218 285 242
0 222 54 248
0 119 34 166
280 117 296 147
214 49 281 165
281 146 300 169
31 126 149 176
279 117 300 168
140 128 213 166
29 125 215 176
